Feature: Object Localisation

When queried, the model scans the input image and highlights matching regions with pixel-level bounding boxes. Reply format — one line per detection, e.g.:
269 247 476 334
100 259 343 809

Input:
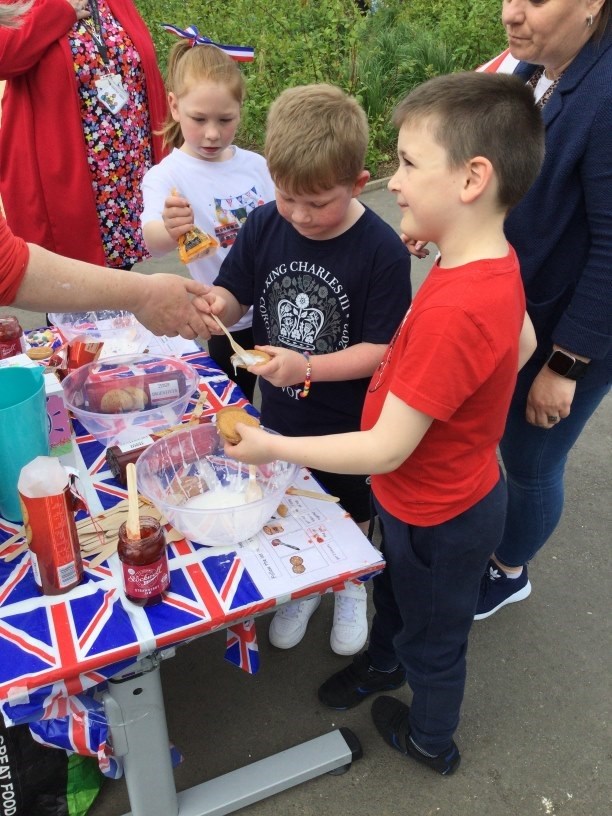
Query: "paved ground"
4 182 610 816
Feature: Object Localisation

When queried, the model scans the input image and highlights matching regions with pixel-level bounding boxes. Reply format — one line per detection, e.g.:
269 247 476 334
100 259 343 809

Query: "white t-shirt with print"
141 146 275 331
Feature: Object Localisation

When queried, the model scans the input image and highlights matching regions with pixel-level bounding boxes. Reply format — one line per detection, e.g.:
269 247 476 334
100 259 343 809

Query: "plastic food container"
61 353 199 448
136 421 299 549
48 311 151 357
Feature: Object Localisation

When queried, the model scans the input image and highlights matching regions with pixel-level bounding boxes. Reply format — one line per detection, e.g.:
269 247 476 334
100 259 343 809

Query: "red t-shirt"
362 246 525 526
0 213 29 305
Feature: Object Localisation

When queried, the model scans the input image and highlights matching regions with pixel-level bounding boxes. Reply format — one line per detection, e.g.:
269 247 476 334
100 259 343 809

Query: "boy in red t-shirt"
222 71 544 774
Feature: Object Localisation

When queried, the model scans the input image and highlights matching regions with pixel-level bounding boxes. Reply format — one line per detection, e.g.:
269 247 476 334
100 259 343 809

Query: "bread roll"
216 407 260 444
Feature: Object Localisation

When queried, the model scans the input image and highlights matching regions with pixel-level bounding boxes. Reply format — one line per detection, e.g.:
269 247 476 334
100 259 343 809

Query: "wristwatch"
546 349 590 381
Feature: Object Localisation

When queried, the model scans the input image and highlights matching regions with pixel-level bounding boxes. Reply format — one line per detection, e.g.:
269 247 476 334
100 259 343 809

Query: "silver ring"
547 415 560 423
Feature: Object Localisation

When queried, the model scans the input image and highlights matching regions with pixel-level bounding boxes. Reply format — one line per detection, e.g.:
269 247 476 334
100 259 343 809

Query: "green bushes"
349 5 464 170
401 0 507 67
135 0 506 175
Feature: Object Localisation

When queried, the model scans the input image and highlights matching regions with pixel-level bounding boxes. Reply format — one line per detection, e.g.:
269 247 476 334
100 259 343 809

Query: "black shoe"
318 651 407 710
371 696 461 776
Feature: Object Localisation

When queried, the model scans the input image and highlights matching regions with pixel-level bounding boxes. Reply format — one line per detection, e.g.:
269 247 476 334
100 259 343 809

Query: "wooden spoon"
244 464 263 502
126 463 141 539
210 313 250 357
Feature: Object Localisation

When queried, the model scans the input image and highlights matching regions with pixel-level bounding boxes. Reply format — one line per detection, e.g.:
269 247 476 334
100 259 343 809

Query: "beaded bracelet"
298 351 312 398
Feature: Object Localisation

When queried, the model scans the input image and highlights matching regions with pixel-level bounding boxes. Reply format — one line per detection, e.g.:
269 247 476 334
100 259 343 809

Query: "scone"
216 407 260 444
100 386 147 413
123 386 148 411
100 388 135 413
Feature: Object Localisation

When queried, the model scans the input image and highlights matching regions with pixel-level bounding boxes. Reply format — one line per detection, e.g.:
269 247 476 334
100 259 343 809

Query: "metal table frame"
103 654 362 816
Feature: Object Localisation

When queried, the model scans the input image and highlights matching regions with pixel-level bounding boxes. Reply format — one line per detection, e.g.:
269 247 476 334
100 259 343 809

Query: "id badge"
95 74 129 114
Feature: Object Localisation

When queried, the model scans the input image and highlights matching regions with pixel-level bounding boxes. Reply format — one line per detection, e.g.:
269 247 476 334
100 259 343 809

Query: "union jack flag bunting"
28 688 184 779
28 691 123 778
225 619 259 674
477 47 520 74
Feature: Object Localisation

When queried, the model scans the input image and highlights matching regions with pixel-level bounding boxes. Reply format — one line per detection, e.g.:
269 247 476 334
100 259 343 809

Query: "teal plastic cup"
0 367 50 522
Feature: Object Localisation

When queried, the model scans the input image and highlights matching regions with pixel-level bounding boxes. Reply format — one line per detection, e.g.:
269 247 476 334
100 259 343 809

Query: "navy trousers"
368 477 507 754
497 360 610 567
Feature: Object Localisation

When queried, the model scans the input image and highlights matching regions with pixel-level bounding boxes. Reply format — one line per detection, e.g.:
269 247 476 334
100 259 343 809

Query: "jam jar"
0 315 26 359
118 516 170 606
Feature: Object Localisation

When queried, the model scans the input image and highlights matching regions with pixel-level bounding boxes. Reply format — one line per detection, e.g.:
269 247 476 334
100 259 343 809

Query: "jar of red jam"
0 315 26 359
118 516 170 606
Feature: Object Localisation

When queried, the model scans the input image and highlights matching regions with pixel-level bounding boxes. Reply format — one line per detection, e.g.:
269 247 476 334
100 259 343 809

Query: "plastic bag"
0 720 102 816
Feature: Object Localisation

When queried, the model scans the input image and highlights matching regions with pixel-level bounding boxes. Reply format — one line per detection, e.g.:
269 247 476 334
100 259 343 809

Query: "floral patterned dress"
68 0 154 268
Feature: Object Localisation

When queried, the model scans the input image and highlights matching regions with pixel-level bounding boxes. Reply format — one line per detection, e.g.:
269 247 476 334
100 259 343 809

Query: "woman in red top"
0 0 167 268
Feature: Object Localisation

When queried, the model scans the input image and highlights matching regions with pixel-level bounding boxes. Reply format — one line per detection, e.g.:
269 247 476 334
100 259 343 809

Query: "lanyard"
87 0 109 65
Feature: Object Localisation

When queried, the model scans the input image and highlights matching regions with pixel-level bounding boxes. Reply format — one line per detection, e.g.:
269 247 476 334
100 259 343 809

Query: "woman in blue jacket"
476 0 611 618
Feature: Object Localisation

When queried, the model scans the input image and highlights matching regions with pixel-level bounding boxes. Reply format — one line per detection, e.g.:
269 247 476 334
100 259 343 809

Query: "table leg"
103 656 179 816
174 727 362 816
103 655 362 816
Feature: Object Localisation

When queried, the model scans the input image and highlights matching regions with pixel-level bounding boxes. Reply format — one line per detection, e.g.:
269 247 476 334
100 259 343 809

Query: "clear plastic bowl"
48 310 151 357
61 353 199 448
136 422 299 548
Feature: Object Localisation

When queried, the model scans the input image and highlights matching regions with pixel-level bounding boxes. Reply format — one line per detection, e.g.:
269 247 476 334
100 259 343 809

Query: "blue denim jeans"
368 477 506 754
496 362 610 568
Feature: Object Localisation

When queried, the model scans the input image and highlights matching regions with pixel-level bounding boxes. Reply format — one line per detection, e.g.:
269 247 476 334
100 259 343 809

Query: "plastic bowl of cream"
136 420 298 549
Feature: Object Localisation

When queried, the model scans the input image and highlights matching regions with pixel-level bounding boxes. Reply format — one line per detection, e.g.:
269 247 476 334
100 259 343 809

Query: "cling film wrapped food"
83 356 188 414
48 336 103 381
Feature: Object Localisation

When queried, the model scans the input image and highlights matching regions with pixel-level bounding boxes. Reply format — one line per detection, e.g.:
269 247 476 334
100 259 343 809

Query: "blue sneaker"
474 560 532 620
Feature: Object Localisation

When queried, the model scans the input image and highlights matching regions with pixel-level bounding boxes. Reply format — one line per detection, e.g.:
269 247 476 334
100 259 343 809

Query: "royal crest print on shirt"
213 187 265 249
261 265 350 354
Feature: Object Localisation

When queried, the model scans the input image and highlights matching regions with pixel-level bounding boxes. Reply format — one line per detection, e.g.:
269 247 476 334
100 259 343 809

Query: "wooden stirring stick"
126 463 141 539
0 529 25 554
286 486 340 502
188 388 208 423
210 313 250 357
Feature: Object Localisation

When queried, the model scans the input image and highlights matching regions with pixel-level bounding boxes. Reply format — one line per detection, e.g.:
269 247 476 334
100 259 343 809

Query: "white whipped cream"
182 490 248 510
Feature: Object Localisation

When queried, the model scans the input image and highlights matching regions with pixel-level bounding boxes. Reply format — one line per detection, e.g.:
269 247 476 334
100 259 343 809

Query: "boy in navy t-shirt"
205 83 411 657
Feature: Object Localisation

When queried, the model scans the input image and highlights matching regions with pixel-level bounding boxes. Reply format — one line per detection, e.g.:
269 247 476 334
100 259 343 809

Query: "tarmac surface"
3 182 610 816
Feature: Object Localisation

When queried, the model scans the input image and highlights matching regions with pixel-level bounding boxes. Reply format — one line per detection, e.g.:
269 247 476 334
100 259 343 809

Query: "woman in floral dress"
0 0 167 269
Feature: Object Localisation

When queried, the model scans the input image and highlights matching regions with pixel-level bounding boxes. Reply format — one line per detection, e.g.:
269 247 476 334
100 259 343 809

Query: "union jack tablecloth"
0 351 384 733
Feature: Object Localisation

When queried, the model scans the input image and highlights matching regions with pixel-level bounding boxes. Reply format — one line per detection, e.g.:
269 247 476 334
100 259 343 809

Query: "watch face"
548 350 575 376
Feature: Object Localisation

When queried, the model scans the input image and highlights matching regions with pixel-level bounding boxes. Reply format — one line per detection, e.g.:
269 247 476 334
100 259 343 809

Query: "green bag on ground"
65 754 103 816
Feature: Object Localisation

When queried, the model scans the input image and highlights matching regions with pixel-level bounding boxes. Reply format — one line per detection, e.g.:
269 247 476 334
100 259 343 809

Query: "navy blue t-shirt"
214 201 411 437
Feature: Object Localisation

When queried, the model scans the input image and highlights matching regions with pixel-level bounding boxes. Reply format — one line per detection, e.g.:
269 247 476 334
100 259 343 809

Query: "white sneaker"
330 582 368 656
268 595 321 649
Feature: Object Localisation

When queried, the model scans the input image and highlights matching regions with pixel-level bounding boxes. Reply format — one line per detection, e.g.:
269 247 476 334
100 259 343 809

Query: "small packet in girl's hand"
178 227 219 263
170 187 219 263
